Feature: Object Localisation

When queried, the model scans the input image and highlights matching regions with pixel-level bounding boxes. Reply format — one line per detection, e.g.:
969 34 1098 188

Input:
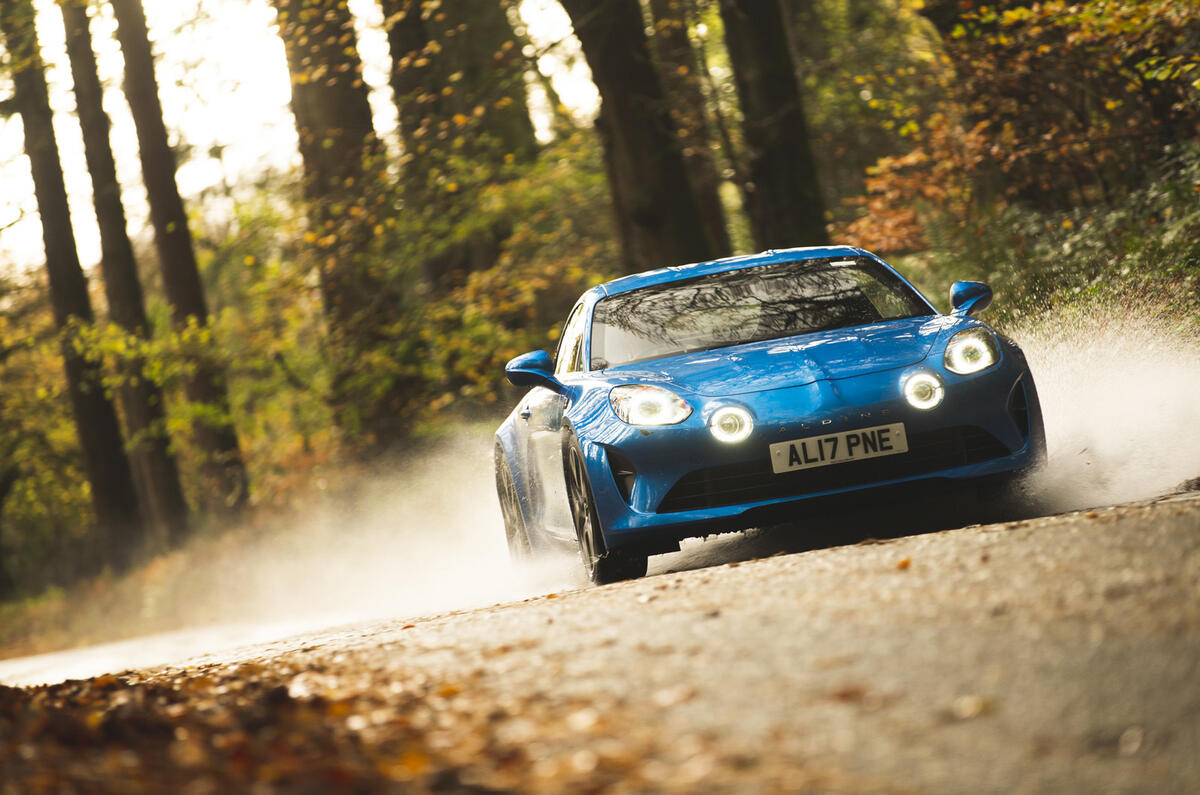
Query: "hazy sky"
0 0 598 272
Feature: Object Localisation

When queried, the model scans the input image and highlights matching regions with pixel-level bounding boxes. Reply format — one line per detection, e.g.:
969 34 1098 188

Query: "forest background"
0 0 1196 642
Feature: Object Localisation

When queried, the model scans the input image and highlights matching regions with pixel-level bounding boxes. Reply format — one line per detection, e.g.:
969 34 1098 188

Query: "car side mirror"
505 350 564 392
950 281 993 317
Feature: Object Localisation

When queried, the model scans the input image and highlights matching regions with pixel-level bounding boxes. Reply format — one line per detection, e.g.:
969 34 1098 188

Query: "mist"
0 432 581 685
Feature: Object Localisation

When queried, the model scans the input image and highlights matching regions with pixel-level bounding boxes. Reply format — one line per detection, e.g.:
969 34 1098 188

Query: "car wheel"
566 446 647 584
495 453 533 562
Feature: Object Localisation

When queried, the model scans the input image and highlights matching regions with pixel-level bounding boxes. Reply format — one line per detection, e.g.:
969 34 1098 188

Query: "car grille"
656 425 1011 514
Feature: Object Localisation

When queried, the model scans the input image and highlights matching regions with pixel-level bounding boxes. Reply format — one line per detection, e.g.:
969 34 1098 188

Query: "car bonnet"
603 316 944 396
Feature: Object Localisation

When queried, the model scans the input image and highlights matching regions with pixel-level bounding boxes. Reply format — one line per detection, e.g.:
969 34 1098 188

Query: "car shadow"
649 479 1042 577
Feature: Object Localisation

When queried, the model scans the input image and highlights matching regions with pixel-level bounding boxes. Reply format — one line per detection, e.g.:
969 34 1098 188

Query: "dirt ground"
2 491 1199 793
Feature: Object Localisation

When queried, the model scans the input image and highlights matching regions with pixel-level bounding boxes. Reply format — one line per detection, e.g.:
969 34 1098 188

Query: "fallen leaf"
951 694 994 720
831 686 867 703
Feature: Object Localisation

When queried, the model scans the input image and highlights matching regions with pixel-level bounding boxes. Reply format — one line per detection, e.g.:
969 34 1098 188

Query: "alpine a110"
495 246 1045 583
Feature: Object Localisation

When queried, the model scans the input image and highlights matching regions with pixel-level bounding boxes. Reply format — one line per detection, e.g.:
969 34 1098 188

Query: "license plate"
769 422 908 474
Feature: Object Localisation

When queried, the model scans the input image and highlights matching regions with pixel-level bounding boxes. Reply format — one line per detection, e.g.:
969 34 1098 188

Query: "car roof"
596 245 872 298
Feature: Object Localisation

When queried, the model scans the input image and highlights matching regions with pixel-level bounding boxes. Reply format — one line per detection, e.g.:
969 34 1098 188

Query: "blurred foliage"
839 0 1200 252
945 0 1199 208
900 144 1200 330
0 277 98 597
387 131 617 411
837 0 1199 336
793 0 946 219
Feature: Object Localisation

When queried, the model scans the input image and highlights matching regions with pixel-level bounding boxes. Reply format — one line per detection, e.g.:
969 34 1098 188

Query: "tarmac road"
2 491 1199 793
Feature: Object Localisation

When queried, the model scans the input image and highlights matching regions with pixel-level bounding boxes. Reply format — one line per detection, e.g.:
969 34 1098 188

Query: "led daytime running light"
709 406 754 443
904 372 944 410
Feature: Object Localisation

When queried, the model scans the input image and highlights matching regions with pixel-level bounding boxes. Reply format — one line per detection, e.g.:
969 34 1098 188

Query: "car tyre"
566 445 647 584
495 451 533 562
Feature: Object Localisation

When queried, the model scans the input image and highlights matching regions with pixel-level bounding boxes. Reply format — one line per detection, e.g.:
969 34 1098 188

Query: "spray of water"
1013 298 1200 512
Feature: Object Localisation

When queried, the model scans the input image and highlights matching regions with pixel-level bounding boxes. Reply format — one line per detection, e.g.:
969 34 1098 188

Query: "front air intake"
607 448 637 504
1007 379 1031 441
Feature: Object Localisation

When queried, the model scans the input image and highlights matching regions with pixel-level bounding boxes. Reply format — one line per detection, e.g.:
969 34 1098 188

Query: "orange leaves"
850 0 1200 253
836 113 985 254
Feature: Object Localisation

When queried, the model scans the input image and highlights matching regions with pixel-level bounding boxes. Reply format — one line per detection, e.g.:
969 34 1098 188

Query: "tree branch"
0 208 26 233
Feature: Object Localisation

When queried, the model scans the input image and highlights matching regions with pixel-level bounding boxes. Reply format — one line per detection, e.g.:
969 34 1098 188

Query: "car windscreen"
590 257 934 369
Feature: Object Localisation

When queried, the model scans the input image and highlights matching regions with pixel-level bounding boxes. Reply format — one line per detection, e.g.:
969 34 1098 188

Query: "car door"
522 301 587 543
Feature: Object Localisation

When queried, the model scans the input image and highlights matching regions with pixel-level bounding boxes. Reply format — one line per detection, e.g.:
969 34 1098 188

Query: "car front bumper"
579 356 1044 552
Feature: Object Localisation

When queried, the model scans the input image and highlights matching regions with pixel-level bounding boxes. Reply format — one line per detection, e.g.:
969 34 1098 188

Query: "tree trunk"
383 0 536 176
646 0 732 257
0 0 147 571
719 0 828 249
60 0 189 547
558 0 717 273
383 0 436 193
271 0 419 446
427 0 537 164
110 0 248 510
270 0 381 326
781 0 829 71
381 0 538 292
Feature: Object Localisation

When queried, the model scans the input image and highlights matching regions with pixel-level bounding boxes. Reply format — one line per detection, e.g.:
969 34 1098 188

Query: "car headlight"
709 406 754 443
609 385 693 425
904 372 944 410
944 327 1000 375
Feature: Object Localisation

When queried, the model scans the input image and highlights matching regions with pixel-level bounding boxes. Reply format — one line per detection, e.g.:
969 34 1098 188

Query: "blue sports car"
495 246 1045 583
